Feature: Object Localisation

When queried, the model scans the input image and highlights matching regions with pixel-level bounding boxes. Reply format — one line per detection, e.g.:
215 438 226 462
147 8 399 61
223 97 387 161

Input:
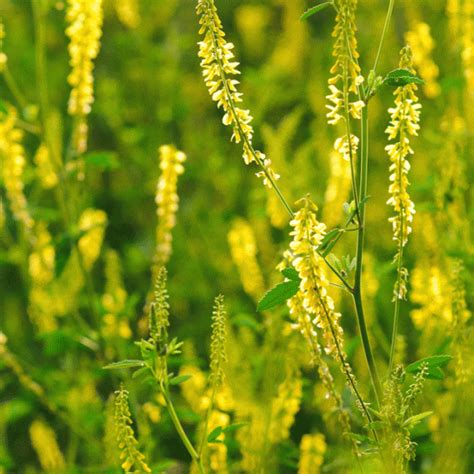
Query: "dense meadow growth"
0 0 472 472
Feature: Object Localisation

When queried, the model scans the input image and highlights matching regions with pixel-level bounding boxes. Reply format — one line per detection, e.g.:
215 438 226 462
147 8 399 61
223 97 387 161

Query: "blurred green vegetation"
0 0 472 472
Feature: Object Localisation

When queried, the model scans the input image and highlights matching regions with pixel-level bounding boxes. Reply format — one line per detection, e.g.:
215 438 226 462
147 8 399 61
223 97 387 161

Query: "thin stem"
197 382 217 458
352 105 382 405
160 378 205 473
372 0 396 75
3 67 28 109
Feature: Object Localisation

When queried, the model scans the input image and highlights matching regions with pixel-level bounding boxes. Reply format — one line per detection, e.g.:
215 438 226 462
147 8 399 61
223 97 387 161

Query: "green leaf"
103 360 145 370
406 355 452 373
207 426 224 443
169 374 192 385
319 228 341 253
383 68 425 87
231 314 261 331
301 2 333 20
281 268 300 281
132 367 151 380
84 151 120 170
54 234 74 277
257 280 300 312
404 411 433 429
0 99 9 115
222 422 249 433
365 421 387 430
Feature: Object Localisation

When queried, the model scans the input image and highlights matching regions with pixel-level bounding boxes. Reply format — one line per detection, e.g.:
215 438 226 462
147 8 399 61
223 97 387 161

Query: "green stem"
3 67 28 109
352 105 382 405
372 0 396 75
161 384 205 473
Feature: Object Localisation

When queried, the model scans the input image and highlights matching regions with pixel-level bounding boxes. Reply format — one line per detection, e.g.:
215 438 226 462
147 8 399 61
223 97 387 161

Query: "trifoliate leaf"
383 68 425 87
301 2 333 20
257 280 300 312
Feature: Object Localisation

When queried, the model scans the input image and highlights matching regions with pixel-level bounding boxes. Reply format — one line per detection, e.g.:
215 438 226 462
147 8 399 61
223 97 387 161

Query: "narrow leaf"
222 422 249 433
281 268 300 281
103 359 145 370
404 411 433 428
301 2 333 20
207 426 224 443
169 374 192 385
257 280 300 312
405 355 453 373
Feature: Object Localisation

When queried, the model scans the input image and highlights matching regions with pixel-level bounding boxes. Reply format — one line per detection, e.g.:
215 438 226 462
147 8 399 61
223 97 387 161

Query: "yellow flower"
0 108 34 233
114 0 140 29
29 420 66 472
34 143 58 189
196 0 279 188
405 22 440 98
114 385 151 473
298 433 326 474
289 197 344 357
326 0 364 125
386 46 421 254
227 218 265 301
66 0 104 153
78 208 107 269
154 145 186 268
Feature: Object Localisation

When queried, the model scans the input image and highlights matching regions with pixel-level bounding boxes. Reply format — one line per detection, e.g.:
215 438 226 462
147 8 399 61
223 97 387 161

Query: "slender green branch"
372 0 396 76
352 106 382 405
3 66 28 109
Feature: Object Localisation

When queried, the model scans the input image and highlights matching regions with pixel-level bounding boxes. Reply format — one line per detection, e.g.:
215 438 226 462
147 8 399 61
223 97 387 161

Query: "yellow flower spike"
385 45 421 300
34 143 58 189
323 136 356 227
0 108 34 234
227 218 265 302
326 0 364 125
78 208 107 269
210 295 227 386
196 0 280 188
29 419 66 472
405 22 441 98
298 433 326 474
114 384 151 473
268 369 303 444
154 145 186 269
114 0 141 29
65 0 104 154
289 198 345 358
29 222 55 286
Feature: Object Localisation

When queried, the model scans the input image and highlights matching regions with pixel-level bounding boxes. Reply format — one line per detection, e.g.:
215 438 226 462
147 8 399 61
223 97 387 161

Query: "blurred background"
0 0 472 472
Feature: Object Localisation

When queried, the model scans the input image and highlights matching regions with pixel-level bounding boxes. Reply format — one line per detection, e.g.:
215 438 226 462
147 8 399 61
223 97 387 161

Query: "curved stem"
352 106 382 405
373 0 396 74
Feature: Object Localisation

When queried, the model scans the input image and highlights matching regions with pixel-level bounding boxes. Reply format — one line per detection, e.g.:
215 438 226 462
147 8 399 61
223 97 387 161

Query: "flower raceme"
154 145 186 269
326 0 365 125
65 0 104 154
289 198 345 358
386 46 421 251
196 0 279 188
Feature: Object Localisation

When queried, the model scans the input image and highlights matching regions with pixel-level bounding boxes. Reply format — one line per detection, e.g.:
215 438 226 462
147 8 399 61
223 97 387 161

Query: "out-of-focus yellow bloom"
385 46 421 297
228 218 265 301
114 0 140 29
34 144 58 189
65 0 103 153
0 198 5 232
102 250 131 345
114 385 151 473
197 0 279 188
327 0 365 125
0 20 7 72
298 433 326 474
268 370 302 443
154 145 186 268
0 108 34 233
208 410 230 473
405 23 441 98
78 208 107 269
289 198 344 357
235 4 270 58
323 136 355 227
28 222 57 332
30 420 66 472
